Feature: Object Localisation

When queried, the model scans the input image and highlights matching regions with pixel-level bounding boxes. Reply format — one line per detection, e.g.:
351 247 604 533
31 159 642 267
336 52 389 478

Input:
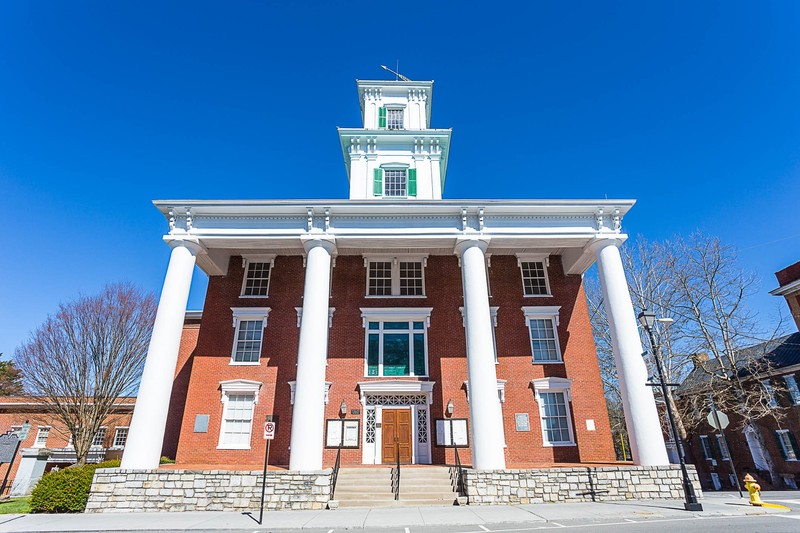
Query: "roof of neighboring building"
771 260 800 296
677 332 800 395
0 396 136 411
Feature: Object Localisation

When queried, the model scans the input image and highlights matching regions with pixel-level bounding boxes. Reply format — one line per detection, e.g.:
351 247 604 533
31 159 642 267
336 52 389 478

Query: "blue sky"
2 1 799 356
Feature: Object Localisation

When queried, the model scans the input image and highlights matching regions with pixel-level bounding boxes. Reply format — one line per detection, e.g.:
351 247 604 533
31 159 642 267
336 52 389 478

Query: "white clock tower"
338 79 451 200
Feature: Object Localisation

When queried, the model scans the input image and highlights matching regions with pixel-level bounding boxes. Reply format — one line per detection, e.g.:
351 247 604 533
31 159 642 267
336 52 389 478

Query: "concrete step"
333 466 457 508
339 497 457 508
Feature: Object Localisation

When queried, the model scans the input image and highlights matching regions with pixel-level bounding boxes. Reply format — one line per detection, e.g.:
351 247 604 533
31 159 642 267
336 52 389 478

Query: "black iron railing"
453 447 466 496
330 446 342 500
390 437 400 500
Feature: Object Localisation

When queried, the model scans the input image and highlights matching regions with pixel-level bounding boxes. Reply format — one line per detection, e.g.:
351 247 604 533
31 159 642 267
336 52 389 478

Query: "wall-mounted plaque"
515 413 530 432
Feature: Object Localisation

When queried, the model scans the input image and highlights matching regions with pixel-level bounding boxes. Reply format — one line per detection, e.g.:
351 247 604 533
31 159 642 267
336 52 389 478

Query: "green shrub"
159 456 175 464
30 459 121 513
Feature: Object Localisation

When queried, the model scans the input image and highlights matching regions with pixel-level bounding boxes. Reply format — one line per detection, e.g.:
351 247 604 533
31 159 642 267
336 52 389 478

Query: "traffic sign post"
707 399 742 498
257 416 276 525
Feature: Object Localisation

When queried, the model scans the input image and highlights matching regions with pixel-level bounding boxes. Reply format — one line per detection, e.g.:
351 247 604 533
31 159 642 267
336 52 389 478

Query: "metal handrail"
330 446 342 500
390 437 400 500
453 447 465 496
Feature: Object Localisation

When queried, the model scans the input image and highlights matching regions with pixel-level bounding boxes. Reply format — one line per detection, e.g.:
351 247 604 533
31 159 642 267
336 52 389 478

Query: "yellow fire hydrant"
743 473 764 506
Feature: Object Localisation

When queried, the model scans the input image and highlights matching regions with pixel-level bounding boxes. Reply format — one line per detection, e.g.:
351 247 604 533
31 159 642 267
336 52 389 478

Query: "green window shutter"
373 168 383 196
774 431 789 460
407 168 417 196
378 107 386 129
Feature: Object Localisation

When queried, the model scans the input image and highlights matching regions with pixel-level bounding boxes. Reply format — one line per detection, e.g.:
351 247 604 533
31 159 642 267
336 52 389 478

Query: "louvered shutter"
378 107 386 129
407 168 417 196
373 168 383 196
788 432 800 459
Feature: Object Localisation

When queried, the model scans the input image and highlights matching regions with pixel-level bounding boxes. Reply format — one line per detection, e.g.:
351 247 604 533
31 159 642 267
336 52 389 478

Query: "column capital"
301 236 337 255
587 236 625 254
164 237 206 256
454 238 490 256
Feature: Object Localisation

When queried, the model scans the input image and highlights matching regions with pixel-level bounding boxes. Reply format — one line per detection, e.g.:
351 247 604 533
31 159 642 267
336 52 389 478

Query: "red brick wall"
174 253 615 468
162 319 200 460
0 402 133 483
775 261 800 287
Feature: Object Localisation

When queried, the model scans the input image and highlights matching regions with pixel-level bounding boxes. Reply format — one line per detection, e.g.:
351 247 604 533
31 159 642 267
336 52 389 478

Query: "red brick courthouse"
86 77 697 512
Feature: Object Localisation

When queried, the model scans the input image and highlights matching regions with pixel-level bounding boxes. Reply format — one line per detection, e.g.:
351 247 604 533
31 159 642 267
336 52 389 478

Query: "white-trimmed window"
517 254 552 296
92 427 106 448
784 375 800 405
531 377 575 446
230 307 271 364
361 308 432 377
699 435 714 460
716 435 731 460
33 427 50 448
761 379 778 407
373 164 417 198
240 256 275 297
218 379 262 450
459 306 499 362
776 429 799 462
113 427 129 448
386 108 404 130
522 306 562 363
365 256 426 297
384 169 407 196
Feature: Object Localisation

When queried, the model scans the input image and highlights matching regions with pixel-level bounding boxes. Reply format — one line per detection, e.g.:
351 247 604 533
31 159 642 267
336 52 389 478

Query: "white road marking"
479 526 492 532
623 519 637 522
406 528 412 533
550 523 566 528
775 514 800 519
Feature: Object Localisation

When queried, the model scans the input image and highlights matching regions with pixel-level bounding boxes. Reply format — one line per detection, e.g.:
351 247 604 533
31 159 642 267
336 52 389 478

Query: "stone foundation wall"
86 468 331 513
464 465 703 505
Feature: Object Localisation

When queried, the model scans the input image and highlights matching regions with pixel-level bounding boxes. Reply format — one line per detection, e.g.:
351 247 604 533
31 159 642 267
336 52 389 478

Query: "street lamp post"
638 308 703 512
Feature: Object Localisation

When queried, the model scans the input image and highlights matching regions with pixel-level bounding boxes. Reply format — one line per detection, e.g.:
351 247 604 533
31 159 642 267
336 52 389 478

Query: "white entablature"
339 80 451 201
154 199 632 277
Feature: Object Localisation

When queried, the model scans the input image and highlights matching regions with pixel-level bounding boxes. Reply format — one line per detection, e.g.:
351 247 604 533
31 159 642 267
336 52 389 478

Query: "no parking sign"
263 421 276 440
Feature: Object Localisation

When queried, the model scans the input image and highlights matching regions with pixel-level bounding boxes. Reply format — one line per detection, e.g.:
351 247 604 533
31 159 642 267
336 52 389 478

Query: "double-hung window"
459 306 499 362
699 435 714 460
716 435 731 460
240 256 275 297
372 166 417 198
784 375 800 405
531 377 575 446
33 427 50 448
113 427 129 448
378 106 404 130
365 256 426 297
776 429 799 461
218 380 262 450
92 427 106 448
361 308 432 377
522 306 562 363
230 307 271 364
517 254 552 297
761 379 778 407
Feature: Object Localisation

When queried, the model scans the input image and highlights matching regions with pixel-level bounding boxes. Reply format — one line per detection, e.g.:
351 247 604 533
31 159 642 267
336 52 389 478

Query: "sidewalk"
0 496 789 532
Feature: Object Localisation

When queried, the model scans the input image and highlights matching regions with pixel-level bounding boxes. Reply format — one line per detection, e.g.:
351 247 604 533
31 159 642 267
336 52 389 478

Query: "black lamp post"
638 308 703 512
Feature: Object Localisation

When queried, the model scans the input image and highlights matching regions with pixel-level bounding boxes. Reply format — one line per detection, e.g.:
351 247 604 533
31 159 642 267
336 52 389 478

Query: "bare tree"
14 284 156 465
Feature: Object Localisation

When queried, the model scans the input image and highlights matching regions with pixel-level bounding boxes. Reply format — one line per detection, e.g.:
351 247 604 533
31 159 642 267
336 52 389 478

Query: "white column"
289 238 335 471
592 238 669 466
121 239 202 469
456 239 506 469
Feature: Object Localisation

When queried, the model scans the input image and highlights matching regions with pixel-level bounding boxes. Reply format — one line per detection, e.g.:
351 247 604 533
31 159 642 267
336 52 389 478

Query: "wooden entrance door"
382 409 413 464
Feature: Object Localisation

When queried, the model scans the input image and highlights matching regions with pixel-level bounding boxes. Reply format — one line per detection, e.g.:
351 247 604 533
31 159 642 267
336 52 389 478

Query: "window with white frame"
522 306 562 363
784 375 800 405
33 427 50 448
459 306 499 362
365 257 426 297
240 256 275 297
531 377 575 446
218 380 262 450
361 308 431 377
761 379 778 407
699 435 714 460
386 108 404 130
384 169 407 197
716 434 731 460
517 254 551 296
776 429 799 461
92 427 106 447
113 427 129 448
230 307 270 364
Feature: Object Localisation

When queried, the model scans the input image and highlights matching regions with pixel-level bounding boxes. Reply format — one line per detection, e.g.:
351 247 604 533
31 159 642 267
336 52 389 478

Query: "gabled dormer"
339 79 451 201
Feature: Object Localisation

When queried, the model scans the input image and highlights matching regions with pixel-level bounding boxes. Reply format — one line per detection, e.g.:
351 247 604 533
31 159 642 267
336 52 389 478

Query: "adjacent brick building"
124 76 671 473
